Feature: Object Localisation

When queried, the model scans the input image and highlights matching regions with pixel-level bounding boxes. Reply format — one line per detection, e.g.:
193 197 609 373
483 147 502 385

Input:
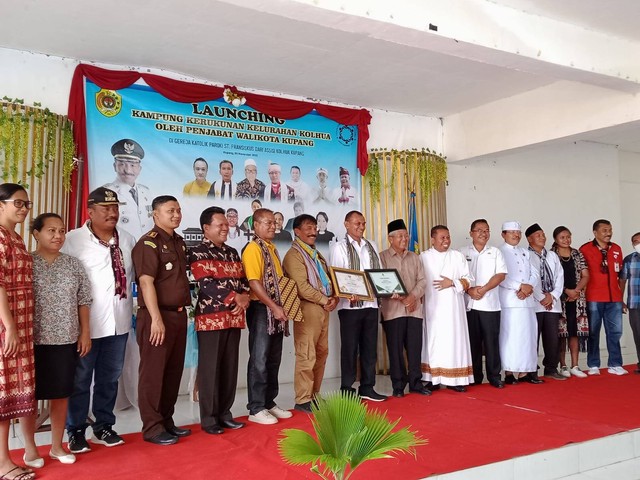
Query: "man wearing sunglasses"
579 220 627 376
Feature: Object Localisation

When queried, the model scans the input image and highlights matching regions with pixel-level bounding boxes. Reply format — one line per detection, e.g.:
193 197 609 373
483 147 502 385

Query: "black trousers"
628 308 640 367
338 308 378 392
467 309 501 384
382 316 422 391
137 309 187 439
197 328 241 428
246 301 284 415
536 311 560 375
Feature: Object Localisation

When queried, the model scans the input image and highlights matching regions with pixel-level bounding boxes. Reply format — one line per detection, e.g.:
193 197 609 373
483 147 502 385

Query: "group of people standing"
1 178 639 480
384 217 637 400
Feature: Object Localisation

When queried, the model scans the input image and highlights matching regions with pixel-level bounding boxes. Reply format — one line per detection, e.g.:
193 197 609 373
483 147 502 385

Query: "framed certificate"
329 267 374 302
364 269 408 298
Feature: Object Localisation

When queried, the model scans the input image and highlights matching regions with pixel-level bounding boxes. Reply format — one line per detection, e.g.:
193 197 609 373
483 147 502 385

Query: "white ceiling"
495 0 640 42
2 0 640 151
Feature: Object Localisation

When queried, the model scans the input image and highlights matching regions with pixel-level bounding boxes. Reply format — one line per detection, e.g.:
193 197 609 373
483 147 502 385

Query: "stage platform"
10 369 640 479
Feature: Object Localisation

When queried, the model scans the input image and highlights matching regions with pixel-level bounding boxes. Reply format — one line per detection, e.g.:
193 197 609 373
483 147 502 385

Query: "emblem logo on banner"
96 89 122 117
337 125 356 146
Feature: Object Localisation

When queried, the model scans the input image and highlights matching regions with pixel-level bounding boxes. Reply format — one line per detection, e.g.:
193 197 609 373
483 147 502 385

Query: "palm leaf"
312 391 366 457
278 391 427 480
279 429 325 464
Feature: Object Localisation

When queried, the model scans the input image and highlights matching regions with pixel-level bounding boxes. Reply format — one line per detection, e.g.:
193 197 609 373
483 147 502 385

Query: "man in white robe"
421 225 474 392
498 221 544 384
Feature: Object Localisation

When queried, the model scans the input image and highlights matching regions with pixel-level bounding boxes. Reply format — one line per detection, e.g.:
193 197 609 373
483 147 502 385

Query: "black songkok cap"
388 219 407 234
525 223 543 238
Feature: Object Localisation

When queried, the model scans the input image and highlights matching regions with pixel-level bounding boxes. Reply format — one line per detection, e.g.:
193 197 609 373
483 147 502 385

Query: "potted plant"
279 390 426 480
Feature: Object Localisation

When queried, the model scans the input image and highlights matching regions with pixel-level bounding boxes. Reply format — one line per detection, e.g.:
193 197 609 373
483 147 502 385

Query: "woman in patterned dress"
551 226 590 378
0 183 37 480
22 213 92 469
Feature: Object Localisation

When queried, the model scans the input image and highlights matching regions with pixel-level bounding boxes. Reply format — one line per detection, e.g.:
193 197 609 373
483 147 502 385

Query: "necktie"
130 187 138 206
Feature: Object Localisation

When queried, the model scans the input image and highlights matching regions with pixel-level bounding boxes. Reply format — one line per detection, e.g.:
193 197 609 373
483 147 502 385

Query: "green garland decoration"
0 98 75 190
366 148 447 205
364 152 382 203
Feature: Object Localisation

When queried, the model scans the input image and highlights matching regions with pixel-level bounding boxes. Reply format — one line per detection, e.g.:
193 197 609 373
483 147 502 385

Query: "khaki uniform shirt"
132 225 190 308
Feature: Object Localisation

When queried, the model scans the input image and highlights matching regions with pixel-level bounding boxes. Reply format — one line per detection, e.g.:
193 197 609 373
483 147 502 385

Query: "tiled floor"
12 374 640 480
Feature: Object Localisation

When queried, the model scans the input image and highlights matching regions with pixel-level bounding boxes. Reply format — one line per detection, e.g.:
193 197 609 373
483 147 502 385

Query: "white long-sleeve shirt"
498 243 540 309
330 235 380 310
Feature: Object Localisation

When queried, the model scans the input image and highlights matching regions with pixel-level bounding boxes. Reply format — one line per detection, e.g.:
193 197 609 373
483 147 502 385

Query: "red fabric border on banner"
67 64 371 227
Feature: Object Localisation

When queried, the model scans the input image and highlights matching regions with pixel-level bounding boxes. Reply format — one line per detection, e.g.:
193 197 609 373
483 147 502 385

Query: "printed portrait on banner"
85 81 360 257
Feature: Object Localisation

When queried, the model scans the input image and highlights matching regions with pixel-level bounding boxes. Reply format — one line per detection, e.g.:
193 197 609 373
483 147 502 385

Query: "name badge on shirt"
615 262 620 273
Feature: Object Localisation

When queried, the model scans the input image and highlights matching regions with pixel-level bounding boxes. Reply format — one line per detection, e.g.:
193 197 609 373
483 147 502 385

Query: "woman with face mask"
551 226 590 378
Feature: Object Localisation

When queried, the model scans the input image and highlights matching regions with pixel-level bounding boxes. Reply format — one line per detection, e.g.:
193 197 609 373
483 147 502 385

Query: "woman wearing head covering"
21 213 92 469
0 183 37 480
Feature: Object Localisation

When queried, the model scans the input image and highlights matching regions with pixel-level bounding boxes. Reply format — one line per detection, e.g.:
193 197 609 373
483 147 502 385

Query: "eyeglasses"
1 199 33 209
256 220 276 227
472 229 490 234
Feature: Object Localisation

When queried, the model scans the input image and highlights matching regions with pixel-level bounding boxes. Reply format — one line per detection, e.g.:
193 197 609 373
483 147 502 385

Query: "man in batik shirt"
188 206 250 434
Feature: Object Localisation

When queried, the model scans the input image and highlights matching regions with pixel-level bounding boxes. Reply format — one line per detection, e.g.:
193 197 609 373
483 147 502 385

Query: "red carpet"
14 367 640 479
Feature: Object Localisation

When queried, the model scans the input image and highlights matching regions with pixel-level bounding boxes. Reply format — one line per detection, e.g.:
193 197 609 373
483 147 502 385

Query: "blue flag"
408 191 419 253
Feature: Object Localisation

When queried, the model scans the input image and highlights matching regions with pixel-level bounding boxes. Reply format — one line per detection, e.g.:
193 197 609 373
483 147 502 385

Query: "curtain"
363 149 447 253
362 149 448 373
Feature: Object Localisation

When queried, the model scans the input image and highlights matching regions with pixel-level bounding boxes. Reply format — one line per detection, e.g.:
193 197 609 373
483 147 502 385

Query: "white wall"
446 141 621 250
619 150 640 257
0 48 77 114
446 140 640 367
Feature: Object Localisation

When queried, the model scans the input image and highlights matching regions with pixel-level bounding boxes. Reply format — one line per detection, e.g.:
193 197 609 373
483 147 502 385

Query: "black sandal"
0 466 35 480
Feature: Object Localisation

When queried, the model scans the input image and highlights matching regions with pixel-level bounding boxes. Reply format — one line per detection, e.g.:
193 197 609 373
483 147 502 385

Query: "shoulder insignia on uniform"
147 231 158 238
144 241 157 248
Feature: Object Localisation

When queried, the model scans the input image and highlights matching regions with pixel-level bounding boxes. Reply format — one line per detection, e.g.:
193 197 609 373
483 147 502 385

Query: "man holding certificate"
330 210 387 402
379 219 429 397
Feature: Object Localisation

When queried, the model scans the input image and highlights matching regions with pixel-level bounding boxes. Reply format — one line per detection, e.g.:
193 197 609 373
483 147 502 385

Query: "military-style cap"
525 223 543 237
502 221 521 231
388 219 407 234
88 187 125 206
111 139 144 162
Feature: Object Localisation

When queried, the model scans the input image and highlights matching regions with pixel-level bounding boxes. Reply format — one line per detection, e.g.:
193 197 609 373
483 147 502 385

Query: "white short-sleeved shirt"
61 223 135 339
460 244 508 312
